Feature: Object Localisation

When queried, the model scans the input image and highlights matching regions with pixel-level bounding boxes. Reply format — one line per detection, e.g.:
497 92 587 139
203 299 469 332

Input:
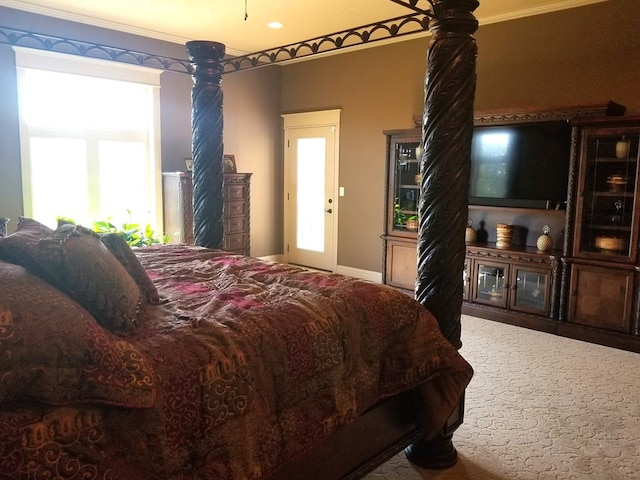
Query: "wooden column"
186 41 226 249
406 1 478 469
415 0 479 349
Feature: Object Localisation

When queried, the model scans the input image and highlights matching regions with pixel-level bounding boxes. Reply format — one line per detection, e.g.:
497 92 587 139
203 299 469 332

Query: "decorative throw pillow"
0 216 53 265
22 224 145 334
0 260 156 407
99 233 161 305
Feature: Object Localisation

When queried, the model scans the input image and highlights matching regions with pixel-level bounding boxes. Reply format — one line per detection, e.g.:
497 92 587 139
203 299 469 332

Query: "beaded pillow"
22 224 145 334
99 233 161 305
0 260 156 407
0 217 53 265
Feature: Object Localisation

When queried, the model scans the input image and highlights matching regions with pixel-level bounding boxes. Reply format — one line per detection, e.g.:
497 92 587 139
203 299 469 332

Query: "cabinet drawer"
224 216 248 234
224 183 248 200
385 240 417 291
568 264 633 333
224 233 248 251
224 200 248 217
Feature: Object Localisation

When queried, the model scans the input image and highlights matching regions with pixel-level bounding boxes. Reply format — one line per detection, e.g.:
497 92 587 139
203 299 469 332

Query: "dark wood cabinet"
381 129 559 321
222 173 252 256
162 171 252 255
562 117 640 337
381 129 421 291
465 244 557 318
382 113 640 352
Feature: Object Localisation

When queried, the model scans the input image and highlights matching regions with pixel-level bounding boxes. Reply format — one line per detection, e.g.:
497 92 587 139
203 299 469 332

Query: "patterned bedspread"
0 245 472 479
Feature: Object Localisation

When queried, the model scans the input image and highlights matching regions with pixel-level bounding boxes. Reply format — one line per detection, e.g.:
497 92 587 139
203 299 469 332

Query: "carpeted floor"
363 315 640 480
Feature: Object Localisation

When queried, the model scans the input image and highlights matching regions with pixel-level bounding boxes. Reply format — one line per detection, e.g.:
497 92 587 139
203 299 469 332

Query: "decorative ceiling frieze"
0 0 437 74
0 25 194 73
221 6 434 73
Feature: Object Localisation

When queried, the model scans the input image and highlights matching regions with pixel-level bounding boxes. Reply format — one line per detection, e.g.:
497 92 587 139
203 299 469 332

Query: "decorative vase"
607 174 627 193
536 225 553 252
465 220 476 244
616 137 630 159
496 223 513 249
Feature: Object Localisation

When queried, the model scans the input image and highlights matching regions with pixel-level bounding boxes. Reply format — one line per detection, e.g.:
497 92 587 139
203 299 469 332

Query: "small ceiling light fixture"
268 22 283 29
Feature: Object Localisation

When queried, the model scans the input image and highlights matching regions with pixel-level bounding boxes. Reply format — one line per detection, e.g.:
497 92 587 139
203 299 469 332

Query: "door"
283 110 340 271
568 263 634 333
472 260 509 308
510 265 550 316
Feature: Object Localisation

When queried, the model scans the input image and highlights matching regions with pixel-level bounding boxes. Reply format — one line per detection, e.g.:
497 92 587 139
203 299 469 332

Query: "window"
14 48 162 231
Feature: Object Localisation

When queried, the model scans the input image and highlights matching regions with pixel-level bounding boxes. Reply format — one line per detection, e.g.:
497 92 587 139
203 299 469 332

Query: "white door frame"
282 109 341 271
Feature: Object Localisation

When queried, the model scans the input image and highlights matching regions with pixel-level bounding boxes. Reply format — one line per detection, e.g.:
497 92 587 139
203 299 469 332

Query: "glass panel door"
473 261 508 308
463 258 470 301
391 137 421 235
575 129 639 262
296 137 326 253
511 266 549 315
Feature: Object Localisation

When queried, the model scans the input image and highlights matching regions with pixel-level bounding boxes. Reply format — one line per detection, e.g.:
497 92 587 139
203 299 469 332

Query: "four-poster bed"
0 1 478 478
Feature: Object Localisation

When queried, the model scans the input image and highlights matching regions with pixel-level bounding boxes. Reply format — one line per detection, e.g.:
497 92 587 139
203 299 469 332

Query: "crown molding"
0 0 609 61
477 0 608 27
0 0 247 56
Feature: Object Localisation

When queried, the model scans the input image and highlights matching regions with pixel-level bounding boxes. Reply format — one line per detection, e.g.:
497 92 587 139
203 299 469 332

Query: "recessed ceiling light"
268 22 283 29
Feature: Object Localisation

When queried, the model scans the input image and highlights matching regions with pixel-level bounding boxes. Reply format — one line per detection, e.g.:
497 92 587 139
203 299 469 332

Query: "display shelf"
572 124 640 263
562 117 640 340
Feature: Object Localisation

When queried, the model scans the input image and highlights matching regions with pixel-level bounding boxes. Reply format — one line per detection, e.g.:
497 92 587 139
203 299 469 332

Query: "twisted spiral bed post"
186 41 226 249
406 0 478 469
415 0 479 350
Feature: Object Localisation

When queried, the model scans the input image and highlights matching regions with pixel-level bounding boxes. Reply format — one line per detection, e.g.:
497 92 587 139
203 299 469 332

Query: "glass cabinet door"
390 136 422 235
463 258 470 301
510 266 549 315
574 128 640 263
473 261 508 308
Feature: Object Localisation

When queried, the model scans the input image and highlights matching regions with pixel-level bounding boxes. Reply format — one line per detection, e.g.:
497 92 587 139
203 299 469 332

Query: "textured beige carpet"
364 315 640 480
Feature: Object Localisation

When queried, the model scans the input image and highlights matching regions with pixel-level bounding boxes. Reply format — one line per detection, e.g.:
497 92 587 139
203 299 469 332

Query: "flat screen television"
468 121 572 209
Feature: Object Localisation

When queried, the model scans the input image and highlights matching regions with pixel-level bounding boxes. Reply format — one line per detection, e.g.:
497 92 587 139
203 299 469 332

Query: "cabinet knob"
325 209 333 214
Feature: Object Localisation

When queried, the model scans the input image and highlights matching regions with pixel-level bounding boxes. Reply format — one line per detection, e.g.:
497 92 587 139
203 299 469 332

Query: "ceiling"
0 0 607 57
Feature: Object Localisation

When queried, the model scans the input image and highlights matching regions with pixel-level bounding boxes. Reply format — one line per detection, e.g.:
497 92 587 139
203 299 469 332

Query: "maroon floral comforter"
0 245 472 479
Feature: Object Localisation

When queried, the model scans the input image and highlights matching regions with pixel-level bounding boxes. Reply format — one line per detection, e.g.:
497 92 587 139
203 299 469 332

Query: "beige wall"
0 6 283 259
280 0 640 273
2 1 639 272
222 66 283 257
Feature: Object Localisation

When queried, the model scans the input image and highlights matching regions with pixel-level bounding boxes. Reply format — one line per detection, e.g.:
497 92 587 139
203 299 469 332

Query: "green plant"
57 212 168 247
393 198 406 226
92 219 167 247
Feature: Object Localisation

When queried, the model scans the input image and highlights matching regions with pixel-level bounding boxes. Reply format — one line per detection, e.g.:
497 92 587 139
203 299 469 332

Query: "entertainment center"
382 103 640 353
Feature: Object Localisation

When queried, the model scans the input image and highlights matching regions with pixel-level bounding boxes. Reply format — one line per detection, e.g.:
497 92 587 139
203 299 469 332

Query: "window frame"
13 47 163 231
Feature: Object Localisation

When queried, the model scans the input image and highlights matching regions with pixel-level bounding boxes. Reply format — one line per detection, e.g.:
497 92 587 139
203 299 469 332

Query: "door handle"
325 208 333 214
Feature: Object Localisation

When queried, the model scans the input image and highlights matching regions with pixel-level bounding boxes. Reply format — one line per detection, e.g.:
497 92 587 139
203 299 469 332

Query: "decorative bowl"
405 219 419 231
607 175 628 193
595 235 627 252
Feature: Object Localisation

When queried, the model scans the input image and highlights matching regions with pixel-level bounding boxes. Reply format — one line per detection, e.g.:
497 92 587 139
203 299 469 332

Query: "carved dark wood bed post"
406 0 478 469
415 0 479 349
186 41 226 249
